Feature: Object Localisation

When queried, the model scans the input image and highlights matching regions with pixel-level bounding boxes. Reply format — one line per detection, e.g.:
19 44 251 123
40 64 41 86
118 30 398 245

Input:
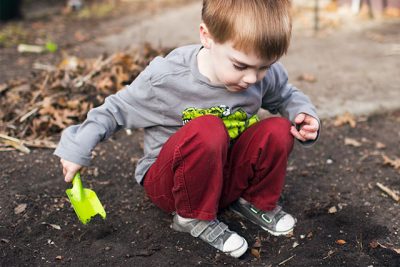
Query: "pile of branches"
0 44 171 151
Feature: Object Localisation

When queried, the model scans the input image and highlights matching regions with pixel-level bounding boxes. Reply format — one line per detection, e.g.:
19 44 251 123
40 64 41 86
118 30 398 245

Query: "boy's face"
207 41 275 93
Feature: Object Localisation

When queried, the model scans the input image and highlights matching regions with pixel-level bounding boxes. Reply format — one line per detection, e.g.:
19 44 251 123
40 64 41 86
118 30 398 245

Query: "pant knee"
262 117 294 151
185 115 229 153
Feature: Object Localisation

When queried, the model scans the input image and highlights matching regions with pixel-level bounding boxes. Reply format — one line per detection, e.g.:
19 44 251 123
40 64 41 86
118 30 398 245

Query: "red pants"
143 115 294 221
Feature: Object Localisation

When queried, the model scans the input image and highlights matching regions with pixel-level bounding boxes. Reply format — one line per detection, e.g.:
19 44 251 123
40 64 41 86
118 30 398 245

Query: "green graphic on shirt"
182 105 259 139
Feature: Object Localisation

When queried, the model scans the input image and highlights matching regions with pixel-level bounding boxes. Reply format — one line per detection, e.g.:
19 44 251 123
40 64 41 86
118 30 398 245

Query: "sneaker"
230 198 296 236
171 214 248 258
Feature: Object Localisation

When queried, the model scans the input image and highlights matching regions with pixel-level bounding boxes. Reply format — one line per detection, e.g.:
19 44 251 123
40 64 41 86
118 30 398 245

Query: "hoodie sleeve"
261 62 320 145
54 63 163 166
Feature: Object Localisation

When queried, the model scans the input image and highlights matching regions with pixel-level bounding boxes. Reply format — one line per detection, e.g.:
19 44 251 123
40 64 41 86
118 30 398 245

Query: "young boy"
55 0 320 258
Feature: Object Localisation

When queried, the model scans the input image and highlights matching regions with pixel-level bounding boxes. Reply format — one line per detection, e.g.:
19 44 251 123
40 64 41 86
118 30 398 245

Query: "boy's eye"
233 64 247 71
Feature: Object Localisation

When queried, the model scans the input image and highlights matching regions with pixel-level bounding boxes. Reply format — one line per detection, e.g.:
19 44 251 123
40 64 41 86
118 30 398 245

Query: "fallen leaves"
55 255 63 261
334 112 356 128
382 154 400 171
14 203 27 214
344 137 362 147
0 43 171 150
328 206 338 214
297 73 317 83
250 237 262 259
41 222 62 230
336 239 347 245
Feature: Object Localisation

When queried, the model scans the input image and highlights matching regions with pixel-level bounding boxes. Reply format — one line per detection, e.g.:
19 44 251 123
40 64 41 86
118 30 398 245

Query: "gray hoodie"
54 44 319 184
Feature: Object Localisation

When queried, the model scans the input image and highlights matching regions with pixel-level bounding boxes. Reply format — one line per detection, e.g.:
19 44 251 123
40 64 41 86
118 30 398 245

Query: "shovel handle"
71 172 84 201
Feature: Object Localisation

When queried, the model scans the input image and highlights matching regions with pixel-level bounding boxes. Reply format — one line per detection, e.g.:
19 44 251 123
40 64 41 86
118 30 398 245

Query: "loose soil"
1 111 399 266
1 1 400 266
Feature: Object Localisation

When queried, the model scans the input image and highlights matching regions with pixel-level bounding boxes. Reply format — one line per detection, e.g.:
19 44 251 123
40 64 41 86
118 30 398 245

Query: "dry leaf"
58 56 84 71
344 137 362 147
41 222 61 230
297 73 317 83
376 142 386 149
328 206 337 214
251 237 262 258
14 203 27 214
336 239 346 245
382 154 400 170
251 248 261 258
334 112 356 128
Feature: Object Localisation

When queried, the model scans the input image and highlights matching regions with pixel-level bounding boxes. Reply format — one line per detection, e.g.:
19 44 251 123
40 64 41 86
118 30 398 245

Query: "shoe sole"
171 222 248 258
227 239 248 258
230 208 295 237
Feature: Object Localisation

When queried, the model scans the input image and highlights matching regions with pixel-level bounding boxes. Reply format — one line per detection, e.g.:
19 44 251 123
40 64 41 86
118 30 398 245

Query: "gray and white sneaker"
230 198 296 236
171 214 248 258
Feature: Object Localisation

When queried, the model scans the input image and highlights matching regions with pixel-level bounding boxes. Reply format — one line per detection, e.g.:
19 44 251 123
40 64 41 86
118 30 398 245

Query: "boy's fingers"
301 124 319 132
290 126 306 142
301 130 318 140
294 113 306 124
65 171 75 183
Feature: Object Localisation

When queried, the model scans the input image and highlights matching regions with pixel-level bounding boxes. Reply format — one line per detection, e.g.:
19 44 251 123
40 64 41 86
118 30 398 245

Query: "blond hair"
202 0 292 61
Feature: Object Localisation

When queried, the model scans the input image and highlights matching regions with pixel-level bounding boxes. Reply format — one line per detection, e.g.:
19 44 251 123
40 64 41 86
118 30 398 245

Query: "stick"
23 139 57 149
278 255 295 266
376 182 400 202
19 107 39 122
0 134 30 154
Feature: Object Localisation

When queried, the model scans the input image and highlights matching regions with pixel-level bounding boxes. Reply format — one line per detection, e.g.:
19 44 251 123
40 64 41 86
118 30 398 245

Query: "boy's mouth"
226 84 248 92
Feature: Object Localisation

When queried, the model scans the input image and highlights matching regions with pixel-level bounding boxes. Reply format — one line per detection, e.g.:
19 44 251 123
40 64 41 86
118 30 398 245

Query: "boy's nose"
242 71 257 84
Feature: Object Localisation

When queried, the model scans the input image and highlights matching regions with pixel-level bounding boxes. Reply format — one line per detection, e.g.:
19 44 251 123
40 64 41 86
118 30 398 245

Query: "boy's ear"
199 22 213 49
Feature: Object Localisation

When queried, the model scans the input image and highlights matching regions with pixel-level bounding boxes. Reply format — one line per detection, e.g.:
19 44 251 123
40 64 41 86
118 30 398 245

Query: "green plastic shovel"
66 172 106 224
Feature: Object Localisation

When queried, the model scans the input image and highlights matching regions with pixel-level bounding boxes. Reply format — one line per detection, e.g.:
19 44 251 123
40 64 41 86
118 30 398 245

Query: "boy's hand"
60 159 82 183
290 113 319 142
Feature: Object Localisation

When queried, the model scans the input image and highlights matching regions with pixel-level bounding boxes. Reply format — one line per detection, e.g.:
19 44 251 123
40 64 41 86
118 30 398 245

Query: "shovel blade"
66 187 106 225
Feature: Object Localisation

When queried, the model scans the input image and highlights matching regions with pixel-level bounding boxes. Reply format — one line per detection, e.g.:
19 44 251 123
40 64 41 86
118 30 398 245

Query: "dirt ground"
1 111 400 266
1 1 400 266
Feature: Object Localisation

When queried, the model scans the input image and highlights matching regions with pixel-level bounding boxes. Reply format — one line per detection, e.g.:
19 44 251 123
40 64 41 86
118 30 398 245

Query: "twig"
23 139 57 149
19 107 39 122
0 133 30 154
376 182 400 202
73 54 113 87
278 254 295 266
33 62 57 72
9 101 43 124
0 148 16 152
